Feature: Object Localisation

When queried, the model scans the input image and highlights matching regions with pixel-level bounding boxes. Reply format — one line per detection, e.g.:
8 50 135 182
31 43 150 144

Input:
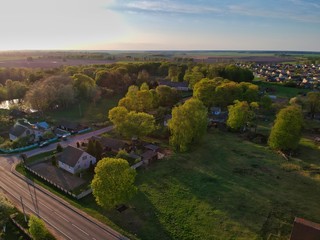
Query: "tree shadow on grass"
78 192 173 240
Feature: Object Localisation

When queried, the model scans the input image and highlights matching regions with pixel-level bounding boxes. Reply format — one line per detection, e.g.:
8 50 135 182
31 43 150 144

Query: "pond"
0 99 20 109
0 99 38 112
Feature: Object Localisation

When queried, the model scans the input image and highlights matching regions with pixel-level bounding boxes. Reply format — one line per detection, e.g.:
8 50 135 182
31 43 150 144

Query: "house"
91 136 127 153
157 80 190 91
58 121 80 133
290 217 320 240
9 119 46 141
144 144 160 152
141 150 158 165
58 145 96 174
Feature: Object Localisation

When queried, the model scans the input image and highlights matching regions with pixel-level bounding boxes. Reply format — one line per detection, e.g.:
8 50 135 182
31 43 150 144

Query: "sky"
0 0 319 51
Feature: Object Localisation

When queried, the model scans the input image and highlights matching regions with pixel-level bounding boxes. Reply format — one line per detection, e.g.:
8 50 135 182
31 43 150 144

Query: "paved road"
0 126 128 240
25 126 114 157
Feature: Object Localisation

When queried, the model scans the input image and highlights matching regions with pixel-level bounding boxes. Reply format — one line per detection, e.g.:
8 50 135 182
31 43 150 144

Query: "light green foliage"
306 92 320 118
108 106 129 131
118 84 154 112
116 149 129 160
168 65 182 82
122 111 156 138
72 73 96 99
108 106 156 138
28 215 49 240
268 105 303 151
215 82 242 108
91 158 137 209
239 82 259 102
193 78 217 108
227 101 254 131
140 82 149 91
0 192 14 226
155 85 179 107
184 66 204 88
137 70 149 85
168 98 207 152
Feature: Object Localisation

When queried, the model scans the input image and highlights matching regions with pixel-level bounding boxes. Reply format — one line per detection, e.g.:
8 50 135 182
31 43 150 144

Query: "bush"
56 144 63 152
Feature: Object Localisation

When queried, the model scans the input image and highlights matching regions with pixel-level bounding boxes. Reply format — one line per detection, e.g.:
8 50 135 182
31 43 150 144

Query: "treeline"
0 62 254 111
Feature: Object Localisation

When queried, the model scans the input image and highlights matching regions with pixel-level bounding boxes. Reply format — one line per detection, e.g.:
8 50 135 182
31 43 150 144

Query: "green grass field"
45 95 121 124
254 81 310 99
16 130 320 240
111 131 320 240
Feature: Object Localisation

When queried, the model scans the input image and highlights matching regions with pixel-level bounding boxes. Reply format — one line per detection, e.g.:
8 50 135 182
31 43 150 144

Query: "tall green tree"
305 92 320 119
72 73 96 100
193 78 217 108
28 215 49 240
91 158 137 209
268 105 303 151
122 111 156 138
227 101 255 131
168 98 207 152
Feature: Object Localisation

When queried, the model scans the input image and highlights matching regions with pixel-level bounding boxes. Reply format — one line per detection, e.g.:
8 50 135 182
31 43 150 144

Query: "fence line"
24 165 89 199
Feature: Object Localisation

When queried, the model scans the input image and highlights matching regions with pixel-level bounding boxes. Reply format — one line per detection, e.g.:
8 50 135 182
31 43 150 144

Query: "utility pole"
20 196 27 222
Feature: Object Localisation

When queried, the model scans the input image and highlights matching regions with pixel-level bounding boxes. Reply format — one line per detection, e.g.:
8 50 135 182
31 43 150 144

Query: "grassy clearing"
45 95 121 124
254 81 310 99
16 131 320 240
25 150 56 165
113 131 320 240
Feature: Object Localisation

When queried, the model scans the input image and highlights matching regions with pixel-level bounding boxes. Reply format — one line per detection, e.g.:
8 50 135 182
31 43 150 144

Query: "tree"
91 158 137 209
214 81 242 108
0 192 14 230
268 105 303 151
122 111 156 138
108 106 129 132
168 98 207 152
28 215 49 240
155 85 179 107
193 78 217 108
227 101 254 131
72 73 96 100
305 92 320 119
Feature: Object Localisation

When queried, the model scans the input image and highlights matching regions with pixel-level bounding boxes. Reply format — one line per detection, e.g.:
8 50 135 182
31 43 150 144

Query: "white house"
58 145 96 174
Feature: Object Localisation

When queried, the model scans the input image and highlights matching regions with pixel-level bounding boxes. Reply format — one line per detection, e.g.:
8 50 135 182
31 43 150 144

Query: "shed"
290 217 320 240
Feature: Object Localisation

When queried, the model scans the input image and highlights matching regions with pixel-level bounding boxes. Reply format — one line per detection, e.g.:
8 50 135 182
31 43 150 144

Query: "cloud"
112 0 221 15
228 3 320 23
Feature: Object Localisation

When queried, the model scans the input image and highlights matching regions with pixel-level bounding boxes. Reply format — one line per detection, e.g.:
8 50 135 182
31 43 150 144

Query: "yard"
105 131 320 240
45 95 122 124
254 81 310 99
16 130 320 240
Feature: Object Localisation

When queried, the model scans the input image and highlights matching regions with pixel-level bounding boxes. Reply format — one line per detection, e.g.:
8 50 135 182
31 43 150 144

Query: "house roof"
59 146 85 167
93 136 126 151
144 144 159 152
9 124 28 138
290 217 320 240
141 150 157 160
36 122 49 130
59 121 79 130
158 80 189 89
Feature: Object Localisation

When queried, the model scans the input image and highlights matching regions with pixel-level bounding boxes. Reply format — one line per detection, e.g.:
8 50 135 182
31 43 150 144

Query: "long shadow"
78 192 173 240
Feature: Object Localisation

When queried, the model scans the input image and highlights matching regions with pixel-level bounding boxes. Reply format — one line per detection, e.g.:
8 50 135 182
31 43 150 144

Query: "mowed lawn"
106 131 320 240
